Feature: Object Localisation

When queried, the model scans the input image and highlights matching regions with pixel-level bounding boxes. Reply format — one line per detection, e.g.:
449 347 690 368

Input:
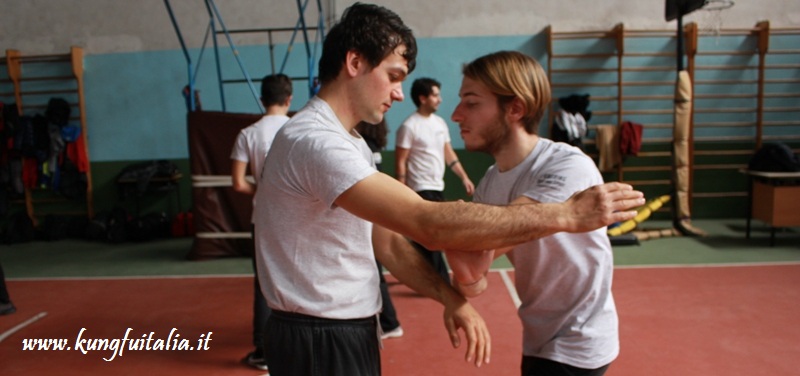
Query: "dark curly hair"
260 74 292 107
318 3 417 84
410 77 441 108
355 119 388 150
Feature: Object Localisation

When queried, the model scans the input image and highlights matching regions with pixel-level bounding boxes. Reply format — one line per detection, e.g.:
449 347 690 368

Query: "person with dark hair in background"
355 119 403 340
254 3 643 375
0 262 16 315
230 73 293 371
396 77 475 285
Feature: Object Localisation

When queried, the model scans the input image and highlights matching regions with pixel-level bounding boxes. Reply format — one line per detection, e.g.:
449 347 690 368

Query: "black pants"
413 190 451 285
522 356 610 376
265 310 381 376
251 226 272 351
251 256 271 350
0 263 10 304
376 260 400 332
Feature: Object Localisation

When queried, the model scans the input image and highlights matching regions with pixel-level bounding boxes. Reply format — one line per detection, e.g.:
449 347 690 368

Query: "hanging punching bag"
672 70 706 236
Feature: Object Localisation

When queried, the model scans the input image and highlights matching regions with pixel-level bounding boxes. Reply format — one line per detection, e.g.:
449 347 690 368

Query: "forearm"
395 148 410 184
339 174 642 254
396 164 407 185
232 180 256 195
373 226 465 306
451 162 471 183
231 160 256 195
412 200 564 251
373 226 491 367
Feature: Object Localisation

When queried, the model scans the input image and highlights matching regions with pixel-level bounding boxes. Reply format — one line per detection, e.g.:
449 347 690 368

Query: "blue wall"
82 34 552 161
81 31 798 162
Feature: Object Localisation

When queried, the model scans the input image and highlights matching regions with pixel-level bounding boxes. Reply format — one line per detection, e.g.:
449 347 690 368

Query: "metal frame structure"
164 0 325 112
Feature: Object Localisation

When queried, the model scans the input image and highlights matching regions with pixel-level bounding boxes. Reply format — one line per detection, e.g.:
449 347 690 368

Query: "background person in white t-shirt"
230 73 292 372
395 77 475 284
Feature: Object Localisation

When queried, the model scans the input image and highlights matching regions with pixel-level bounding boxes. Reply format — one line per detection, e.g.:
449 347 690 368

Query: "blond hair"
462 51 551 134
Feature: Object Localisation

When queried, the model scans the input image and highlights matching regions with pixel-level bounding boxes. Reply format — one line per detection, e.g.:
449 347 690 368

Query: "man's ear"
345 50 363 78
505 97 526 123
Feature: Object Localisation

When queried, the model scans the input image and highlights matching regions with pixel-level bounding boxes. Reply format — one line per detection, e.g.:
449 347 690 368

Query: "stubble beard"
467 116 510 156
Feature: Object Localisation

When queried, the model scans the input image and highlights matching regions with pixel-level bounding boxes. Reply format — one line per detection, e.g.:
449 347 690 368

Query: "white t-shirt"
230 114 290 222
254 96 381 319
395 112 451 192
474 138 619 369
230 114 291 179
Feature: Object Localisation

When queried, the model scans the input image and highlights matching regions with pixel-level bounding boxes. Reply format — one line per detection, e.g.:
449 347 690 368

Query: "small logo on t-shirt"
537 173 567 189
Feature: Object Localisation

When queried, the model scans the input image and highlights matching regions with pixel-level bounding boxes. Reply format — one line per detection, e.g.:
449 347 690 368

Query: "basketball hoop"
699 0 735 41
702 0 735 11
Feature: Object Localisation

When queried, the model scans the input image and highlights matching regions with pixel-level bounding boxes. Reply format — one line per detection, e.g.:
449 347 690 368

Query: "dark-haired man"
230 73 293 371
396 77 475 284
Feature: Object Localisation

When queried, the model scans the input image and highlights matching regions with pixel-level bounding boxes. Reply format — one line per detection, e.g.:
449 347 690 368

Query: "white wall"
2 0 798 55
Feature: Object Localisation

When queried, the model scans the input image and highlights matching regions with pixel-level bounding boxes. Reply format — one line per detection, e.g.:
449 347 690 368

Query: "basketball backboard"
665 0 708 21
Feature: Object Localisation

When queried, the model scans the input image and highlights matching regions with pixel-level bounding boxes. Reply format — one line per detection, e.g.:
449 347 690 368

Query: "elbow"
231 181 248 194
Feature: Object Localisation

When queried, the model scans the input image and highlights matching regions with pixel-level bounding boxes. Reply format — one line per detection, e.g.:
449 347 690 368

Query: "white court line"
498 269 521 308
487 262 800 309
7 274 255 282
0 312 48 344
9 261 800 282
614 260 800 270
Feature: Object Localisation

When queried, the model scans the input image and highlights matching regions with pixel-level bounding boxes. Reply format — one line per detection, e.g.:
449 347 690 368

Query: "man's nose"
451 106 462 123
392 87 404 102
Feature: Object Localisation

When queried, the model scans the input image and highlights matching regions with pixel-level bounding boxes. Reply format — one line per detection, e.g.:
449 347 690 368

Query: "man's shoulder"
430 113 448 128
253 115 290 132
399 112 420 127
400 111 440 129
237 122 259 138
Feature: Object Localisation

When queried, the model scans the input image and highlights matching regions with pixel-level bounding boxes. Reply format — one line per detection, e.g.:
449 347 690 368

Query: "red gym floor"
1 264 799 375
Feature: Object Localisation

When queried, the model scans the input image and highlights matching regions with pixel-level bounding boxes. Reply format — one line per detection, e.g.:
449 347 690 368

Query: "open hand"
563 182 644 233
443 298 491 367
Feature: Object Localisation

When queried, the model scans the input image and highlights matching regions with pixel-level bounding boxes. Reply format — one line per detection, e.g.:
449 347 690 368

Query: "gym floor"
1 219 798 375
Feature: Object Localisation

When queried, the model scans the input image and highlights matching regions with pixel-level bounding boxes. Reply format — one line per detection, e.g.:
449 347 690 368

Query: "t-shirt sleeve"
230 131 249 162
440 118 452 143
395 123 413 149
522 153 600 204
294 130 377 209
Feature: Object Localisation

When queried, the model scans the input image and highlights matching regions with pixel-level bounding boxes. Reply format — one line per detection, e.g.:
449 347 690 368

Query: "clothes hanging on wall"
553 94 592 149
555 111 587 142
595 124 621 172
619 121 643 157
0 98 87 198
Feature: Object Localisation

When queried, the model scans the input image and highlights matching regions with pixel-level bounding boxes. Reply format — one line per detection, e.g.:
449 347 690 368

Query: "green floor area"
612 220 800 266
0 238 250 279
1 220 797 279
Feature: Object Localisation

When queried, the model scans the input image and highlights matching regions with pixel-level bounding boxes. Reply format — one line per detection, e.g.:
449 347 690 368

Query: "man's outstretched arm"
372 224 491 367
337 172 644 252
